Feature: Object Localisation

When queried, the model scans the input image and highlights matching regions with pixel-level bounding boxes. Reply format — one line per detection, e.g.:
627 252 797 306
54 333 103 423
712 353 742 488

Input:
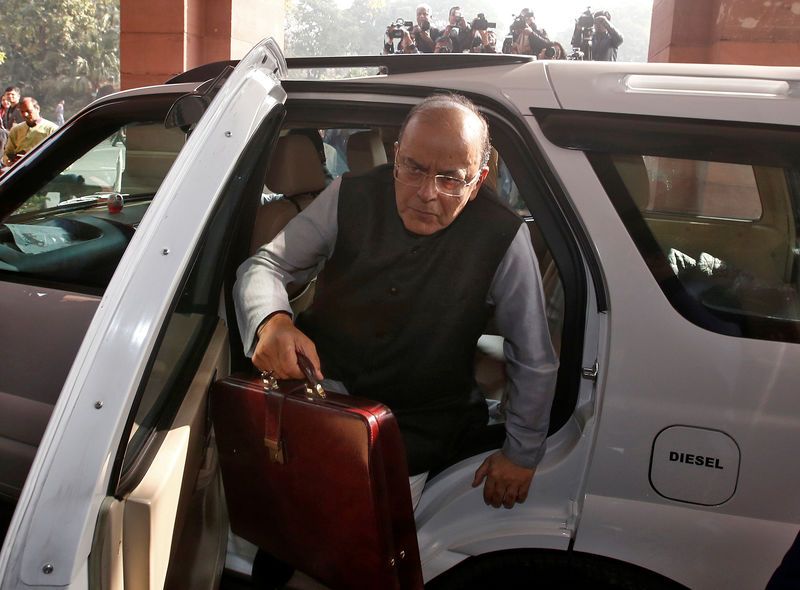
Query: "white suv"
1 39 799 589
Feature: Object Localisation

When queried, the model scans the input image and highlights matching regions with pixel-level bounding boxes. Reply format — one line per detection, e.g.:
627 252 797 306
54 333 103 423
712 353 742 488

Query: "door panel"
91 321 228 590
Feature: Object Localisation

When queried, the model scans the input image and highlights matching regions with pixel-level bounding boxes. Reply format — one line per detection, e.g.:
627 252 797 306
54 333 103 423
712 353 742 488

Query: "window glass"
322 128 365 178
0 122 185 290
600 153 800 343
495 154 529 216
640 156 762 220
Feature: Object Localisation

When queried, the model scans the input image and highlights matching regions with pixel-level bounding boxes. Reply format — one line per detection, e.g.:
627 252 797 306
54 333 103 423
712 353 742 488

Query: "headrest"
346 130 388 175
265 135 328 196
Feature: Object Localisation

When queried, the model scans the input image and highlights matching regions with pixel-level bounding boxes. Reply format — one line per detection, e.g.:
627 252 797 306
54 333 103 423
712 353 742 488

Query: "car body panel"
545 60 800 125
527 87 800 587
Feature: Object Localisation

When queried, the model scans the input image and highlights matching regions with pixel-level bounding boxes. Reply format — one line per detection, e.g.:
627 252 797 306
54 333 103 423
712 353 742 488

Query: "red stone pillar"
120 0 284 90
649 0 800 65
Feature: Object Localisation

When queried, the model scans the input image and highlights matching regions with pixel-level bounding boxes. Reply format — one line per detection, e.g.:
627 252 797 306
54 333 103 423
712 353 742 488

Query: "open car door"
0 38 287 589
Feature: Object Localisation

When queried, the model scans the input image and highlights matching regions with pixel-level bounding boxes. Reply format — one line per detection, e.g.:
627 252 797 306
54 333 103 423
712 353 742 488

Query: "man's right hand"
253 312 323 380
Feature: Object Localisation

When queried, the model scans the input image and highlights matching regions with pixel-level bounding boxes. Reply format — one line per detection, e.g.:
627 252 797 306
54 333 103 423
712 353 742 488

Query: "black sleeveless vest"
296 164 522 473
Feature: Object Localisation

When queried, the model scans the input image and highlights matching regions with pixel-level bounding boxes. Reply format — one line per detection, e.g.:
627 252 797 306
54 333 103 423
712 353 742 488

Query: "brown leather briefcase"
210 362 423 590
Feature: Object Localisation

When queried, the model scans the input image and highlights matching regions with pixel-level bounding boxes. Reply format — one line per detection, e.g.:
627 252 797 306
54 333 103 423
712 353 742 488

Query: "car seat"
250 134 328 254
345 129 387 175
251 134 329 312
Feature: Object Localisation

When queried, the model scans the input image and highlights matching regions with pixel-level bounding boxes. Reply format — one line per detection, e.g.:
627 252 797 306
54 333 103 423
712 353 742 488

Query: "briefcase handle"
260 352 326 401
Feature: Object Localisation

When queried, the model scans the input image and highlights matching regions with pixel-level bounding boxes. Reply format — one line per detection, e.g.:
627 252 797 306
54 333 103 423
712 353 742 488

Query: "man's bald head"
398 93 491 168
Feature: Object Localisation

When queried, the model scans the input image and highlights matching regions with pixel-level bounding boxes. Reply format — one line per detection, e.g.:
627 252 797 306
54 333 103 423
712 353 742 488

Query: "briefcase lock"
304 382 326 400
264 437 286 464
261 370 279 391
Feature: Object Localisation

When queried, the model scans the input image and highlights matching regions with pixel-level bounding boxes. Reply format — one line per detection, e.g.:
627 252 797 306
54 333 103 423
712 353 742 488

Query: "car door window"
1 122 185 290
595 149 799 342
537 108 800 343
639 156 763 220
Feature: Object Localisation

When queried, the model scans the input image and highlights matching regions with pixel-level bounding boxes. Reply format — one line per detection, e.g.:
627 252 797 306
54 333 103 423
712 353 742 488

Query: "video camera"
571 7 595 60
384 18 414 54
387 18 414 40
509 14 528 33
576 7 595 30
472 13 496 31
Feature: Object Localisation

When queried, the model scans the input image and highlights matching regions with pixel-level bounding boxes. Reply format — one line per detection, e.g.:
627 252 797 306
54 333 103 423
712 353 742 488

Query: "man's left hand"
472 451 535 509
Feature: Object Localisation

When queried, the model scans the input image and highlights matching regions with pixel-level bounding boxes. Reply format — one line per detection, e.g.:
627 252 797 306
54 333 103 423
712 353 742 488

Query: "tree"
0 0 119 121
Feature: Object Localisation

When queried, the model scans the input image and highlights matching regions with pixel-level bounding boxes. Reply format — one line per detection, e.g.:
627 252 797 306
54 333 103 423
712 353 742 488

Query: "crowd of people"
0 86 60 174
382 5 622 61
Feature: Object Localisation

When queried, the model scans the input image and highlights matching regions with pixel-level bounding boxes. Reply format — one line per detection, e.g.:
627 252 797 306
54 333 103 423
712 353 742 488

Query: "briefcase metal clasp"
264 437 286 464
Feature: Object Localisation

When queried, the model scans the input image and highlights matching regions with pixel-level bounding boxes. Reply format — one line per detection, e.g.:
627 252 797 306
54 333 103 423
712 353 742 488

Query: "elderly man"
412 4 440 53
235 94 558 510
3 97 58 167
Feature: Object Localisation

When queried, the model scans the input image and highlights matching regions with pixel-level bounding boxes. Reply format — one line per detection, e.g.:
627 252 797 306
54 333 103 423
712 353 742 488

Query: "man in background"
1 87 24 130
440 6 473 53
55 99 65 126
571 9 623 61
510 8 551 56
412 4 439 53
3 97 58 168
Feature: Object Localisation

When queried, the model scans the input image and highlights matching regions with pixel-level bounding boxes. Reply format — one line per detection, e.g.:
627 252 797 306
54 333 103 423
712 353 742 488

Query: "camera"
419 19 430 32
387 18 413 39
576 8 595 29
570 7 595 59
510 14 528 32
472 13 496 31
544 45 558 59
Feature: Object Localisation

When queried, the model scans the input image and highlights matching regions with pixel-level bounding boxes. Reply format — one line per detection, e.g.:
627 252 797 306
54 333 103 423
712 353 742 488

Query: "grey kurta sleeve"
488 223 559 469
233 178 341 357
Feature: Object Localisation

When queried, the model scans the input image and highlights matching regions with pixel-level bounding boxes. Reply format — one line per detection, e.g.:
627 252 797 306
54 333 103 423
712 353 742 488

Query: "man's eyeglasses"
393 157 482 198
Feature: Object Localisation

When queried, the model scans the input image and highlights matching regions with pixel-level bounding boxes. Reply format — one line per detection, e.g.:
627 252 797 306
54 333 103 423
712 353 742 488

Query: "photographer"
383 19 420 54
471 29 498 53
433 34 454 53
440 6 473 53
470 14 498 53
570 9 623 61
508 8 550 56
412 4 440 53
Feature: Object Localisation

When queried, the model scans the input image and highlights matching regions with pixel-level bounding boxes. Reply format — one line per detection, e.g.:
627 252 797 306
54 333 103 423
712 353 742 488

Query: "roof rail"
285 53 534 75
166 53 534 84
